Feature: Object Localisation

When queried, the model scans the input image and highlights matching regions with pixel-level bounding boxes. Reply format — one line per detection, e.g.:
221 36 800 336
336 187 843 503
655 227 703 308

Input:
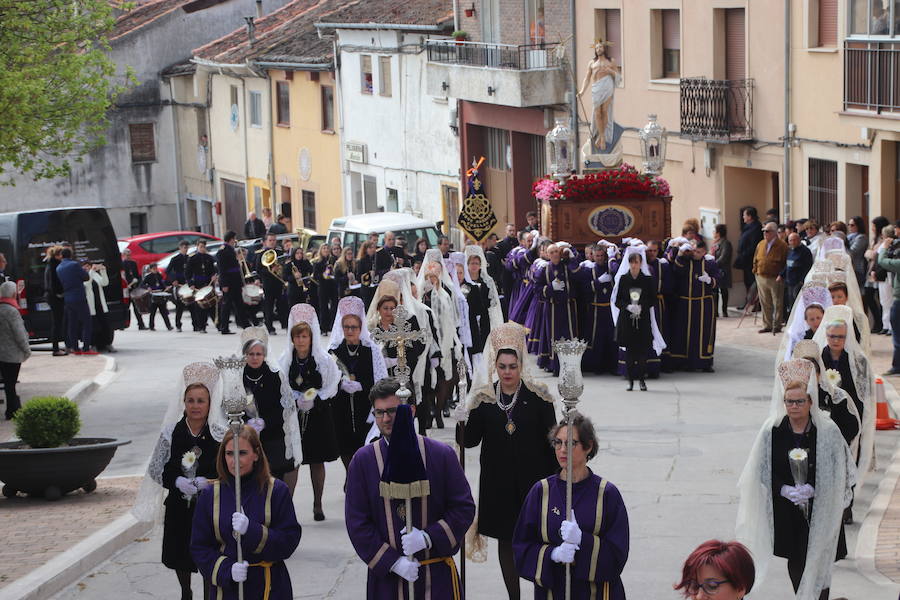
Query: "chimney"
256 0 263 19
244 16 256 47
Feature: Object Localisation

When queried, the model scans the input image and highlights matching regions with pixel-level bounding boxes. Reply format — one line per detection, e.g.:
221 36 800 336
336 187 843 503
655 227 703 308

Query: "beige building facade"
574 0 786 257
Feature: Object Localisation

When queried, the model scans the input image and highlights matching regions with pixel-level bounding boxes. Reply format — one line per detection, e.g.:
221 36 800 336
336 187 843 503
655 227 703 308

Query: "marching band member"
255 233 285 336
166 240 190 332
334 246 358 299
217 231 250 335
185 239 216 333
312 244 338 334
284 246 313 308
278 303 341 521
356 241 378 310
141 262 173 331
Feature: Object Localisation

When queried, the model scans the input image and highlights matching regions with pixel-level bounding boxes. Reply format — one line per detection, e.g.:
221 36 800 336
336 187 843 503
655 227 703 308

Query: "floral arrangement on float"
532 163 670 202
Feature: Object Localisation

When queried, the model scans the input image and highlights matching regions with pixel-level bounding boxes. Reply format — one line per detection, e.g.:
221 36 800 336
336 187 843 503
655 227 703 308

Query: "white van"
326 212 441 254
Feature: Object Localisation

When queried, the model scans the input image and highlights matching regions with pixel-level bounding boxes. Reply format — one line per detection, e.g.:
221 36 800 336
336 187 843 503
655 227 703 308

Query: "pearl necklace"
346 343 360 357
496 381 522 435
244 372 264 384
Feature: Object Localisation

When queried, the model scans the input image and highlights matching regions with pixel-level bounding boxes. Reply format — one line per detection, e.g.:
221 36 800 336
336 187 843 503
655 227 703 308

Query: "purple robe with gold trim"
510 247 539 325
513 473 629 600
534 258 581 374
525 259 549 359
574 261 617 374
669 254 721 370
345 435 475 599
191 477 301 600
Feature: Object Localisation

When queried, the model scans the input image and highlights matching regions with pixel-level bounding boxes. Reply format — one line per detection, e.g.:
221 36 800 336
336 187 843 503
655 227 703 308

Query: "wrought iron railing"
425 40 561 70
679 77 754 142
844 40 900 114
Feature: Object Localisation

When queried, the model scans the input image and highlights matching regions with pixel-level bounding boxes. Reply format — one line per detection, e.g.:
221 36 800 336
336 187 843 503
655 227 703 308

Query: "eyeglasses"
784 398 808 406
764 229 776 234
550 438 582 449
342 324 361 330
373 407 398 419
826 334 846 340
686 580 729 595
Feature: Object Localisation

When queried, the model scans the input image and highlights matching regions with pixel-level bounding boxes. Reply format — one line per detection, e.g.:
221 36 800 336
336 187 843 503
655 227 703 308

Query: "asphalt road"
53 323 900 599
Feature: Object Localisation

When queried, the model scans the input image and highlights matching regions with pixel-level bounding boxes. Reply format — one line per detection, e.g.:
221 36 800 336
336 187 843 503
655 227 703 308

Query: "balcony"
425 40 568 108
844 40 900 115
679 77 754 143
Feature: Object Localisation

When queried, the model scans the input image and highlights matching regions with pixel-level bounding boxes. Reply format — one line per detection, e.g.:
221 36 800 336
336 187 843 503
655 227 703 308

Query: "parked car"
0 207 129 342
119 231 220 274
326 213 440 255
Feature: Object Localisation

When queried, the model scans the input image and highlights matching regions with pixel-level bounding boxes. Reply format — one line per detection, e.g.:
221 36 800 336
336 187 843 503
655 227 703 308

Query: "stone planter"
0 438 131 500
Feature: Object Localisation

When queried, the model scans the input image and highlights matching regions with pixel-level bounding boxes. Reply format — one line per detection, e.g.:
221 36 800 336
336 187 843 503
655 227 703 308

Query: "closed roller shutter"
662 9 680 50
818 0 838 47
605 9 622 66
725 8 745 81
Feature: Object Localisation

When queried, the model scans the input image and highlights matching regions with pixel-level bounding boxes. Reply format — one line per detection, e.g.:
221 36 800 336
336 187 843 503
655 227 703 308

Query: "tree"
0 0 128 184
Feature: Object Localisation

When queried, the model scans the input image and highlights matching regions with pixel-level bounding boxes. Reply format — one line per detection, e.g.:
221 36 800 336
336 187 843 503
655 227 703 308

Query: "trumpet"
261 249 289 288
238 250 255 281
291 262 308 292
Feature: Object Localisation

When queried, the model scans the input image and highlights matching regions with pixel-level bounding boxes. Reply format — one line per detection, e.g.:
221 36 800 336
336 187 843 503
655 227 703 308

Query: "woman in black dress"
613 251 656 391
333 246 358 300
312 244 337 333
278 303 340 521
284 247 313 308
133 362 226 600
240 328 302 495
463 322 558 600
356 241 378 311
328 296 387 469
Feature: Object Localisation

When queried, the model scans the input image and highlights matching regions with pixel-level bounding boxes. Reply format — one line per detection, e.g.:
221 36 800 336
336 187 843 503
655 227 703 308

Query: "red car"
119 231 220 275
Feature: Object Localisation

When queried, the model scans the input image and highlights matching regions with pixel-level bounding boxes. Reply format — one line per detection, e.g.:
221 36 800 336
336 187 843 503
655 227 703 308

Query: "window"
130 213 148 236
725 8 745 80
361 55 373 94
849 0 897 36
661 10 680 78
378 56 392 97
230 85 238 107
484 127 510 171
249 91 262 127
594 9 623 72
302 190 316 230
276 81 290 126
809 158 838 225
526 0 545 44
818 0 838 46
129 123 156 162
281 186 291 216
386 188 399 212
321 85 335 131
530 134 546 179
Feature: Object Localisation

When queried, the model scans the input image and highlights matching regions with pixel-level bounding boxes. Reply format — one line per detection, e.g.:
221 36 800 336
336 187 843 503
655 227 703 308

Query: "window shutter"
129 123 155 162
725 8 745 80
818 0 837 47
662 10 680 50
604 9 622 65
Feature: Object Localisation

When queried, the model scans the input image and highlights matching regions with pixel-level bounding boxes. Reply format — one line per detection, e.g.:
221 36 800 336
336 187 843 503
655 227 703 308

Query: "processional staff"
455 355 469 591
371 304 427 600
553 338 588 600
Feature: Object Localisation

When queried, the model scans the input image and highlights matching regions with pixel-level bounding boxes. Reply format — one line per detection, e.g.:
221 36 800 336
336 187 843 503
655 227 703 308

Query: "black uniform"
334 260 357 300
123 258 145 329
141 271 172 330
185 252 216 332
614 271 657 381
255 248 285 334
374 246 407 279
161 418 218 572
284 257 313 308
461 278 491 354
166 252 189 331
243 364 295 478
312 256 338 334
288 352 339 464
216 243 249 332
329 342 375 456
464 382 557 540
356 254 377 311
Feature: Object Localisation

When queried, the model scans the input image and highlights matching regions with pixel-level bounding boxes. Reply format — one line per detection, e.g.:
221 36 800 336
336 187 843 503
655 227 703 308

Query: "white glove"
598 272 612 283
193 476 210 491
430 357 439 369
384 357 399 368
452 403 469 423
341 379 363 394
626 304 641 316
551 279 565 291
247 417 265 433
231 561 248 583
232 511 249 535
401 527 430 556
606 247 617 259
390 556 420 583
531 233 541 250
796 483 815 500
680 243 693 253
697 273 712 284
559 517 582 546
550 542 577 564
176 476 198 497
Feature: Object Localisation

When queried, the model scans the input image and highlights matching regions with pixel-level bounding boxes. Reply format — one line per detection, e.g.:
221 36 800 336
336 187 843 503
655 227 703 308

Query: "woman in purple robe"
513 415 629 600
190 425 301 600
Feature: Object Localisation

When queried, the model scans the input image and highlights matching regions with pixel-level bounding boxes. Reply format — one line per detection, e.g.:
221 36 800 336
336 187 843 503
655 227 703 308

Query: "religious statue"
578 39 623 167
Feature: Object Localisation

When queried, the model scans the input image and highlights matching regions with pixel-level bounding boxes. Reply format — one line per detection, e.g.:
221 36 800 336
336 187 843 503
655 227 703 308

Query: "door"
480 0 500 43
222 179 246 234
363 175 379 213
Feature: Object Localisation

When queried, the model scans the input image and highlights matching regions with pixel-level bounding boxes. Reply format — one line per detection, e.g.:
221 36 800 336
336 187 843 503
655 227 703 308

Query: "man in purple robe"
509 232 541 325
575 245 617 374
524 239 552 361
345 378 475 599
534 243 582 375
669 239 722 372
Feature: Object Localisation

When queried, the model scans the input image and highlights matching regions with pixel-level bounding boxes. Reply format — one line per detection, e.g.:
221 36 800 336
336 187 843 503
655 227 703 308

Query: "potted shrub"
0 396 130 500
452 30 469 45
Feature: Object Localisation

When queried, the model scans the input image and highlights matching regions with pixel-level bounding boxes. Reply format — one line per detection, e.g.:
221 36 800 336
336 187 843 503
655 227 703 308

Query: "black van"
0 207 129 342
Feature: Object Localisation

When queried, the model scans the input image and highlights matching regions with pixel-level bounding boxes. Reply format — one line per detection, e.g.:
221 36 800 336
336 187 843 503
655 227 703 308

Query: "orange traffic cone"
874 378 899 430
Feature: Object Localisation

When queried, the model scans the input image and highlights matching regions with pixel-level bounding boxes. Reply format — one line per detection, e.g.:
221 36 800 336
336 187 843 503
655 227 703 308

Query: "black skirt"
299 398 340 464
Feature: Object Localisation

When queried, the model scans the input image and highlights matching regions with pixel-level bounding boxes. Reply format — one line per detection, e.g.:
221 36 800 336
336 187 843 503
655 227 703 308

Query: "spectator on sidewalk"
782 233 814 312
0 281 31 420
56 248 94 355
877 234 900 375
84 262 114 353
803 220 827 257
753 222 788 334
847 216 869 288
243 211 266 240
43 245 67 356
712 224 733 316
735 207 763 309
864 218 891 335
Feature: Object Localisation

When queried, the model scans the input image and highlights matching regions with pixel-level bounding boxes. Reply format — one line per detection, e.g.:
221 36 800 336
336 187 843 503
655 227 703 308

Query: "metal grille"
844 40 900 113
530 134 546 179
426 40 561 70
680 77 754 142
809 158 838 225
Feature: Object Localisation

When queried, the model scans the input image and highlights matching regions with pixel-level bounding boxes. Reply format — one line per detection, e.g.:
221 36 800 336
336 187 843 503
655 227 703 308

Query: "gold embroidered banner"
458 156 497 242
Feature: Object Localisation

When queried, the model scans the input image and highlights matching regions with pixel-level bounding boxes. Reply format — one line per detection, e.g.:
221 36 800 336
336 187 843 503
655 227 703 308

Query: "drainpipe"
242 77 251 213
569 0 579 172
168 77 186 230
264 68 277 221
783 0 791 221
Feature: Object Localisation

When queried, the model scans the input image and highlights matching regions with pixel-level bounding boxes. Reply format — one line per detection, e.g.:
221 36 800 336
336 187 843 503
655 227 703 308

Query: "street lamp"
639 114 667 176
546 116 574 181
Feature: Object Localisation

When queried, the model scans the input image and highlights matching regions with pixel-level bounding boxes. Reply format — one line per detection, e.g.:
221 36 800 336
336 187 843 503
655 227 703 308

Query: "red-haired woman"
674 540 755 600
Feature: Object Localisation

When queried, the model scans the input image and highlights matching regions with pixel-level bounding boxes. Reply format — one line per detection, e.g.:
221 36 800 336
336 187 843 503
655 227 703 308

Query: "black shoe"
883 369 900 376
149 327 156 331
176 327 182 332
442 406 451 418
267 328 277 335
627 380 634 391
435 413 445 429
199 328 207 333
138 325 147 331
313 508 325 522
167 326 174 331
221 329 235 335
639 380 647 391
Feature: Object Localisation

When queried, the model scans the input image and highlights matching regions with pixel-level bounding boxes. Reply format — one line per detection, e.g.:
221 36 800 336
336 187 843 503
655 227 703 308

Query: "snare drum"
177 285 195 306
150 292 171 307
195 285 217 309
130 287 151 314
241 283 264 305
